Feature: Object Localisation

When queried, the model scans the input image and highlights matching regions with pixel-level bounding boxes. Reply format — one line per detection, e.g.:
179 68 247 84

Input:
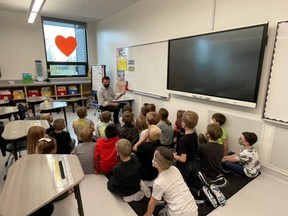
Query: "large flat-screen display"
167 23 268 108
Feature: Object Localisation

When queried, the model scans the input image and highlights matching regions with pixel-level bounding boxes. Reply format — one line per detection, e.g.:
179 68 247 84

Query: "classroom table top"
0 154 85 216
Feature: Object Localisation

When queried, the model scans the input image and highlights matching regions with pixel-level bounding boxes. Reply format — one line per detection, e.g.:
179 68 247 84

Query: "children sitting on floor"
73 127 95 174
107 139 151 202
36 137 57 154
173 109 185 144
135 105 149 132
95 111 112 139
94 123 119 174
27 126 47 154
133 125 162 186
222 132 260 178
157 108 174 148
40 114 55 135
144 146 198 216
139 111 160 140
119 104 133 127
72 107 95 143
118 111 139 145
212 113 228 156
49 118 75 154
173 110 199 183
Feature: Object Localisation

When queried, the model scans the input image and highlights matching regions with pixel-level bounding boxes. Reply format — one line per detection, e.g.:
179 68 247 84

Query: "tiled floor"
1 106 288 215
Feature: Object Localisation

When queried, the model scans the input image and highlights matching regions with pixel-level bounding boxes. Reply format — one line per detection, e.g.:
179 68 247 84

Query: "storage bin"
13 90 25 99
57 86 67 96
28 90 39 97
0 90 12 100
41 87 51 97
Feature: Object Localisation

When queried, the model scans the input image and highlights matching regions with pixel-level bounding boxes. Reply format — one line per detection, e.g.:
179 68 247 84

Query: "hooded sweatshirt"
94 136 119 173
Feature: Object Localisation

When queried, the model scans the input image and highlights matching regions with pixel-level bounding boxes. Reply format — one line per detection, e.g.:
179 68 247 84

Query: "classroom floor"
1 106 288 215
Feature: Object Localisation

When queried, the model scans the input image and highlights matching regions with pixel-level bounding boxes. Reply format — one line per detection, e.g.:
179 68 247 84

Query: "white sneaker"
202 186 218 208
123 191 144 202
210 184 226 206
140 180 151 198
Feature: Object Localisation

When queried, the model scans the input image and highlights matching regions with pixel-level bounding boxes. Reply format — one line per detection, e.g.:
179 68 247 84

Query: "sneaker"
210 184 226 206
197 171 211 187
123 191 144 202
202 186 218 208
140 180 151 198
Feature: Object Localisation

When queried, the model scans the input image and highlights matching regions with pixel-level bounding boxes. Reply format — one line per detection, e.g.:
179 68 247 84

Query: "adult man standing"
97 76 126 124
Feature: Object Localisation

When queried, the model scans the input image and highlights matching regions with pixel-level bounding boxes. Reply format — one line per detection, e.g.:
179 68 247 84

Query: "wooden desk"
1 120 49 160
0 154 85 216
39 101 68 128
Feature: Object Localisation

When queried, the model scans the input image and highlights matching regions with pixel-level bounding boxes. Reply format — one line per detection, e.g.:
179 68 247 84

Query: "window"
42 17 88 78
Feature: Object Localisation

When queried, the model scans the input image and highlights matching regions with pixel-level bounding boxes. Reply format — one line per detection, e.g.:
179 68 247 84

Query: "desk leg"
12 141 18 161
62 107 68 128
74 184 84 216
30 104 36 116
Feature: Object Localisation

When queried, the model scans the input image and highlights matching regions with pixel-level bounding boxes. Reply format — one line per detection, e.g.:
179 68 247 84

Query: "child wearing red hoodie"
94 123 119 174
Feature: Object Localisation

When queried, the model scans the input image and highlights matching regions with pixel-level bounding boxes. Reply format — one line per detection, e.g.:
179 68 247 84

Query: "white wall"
94 0 288 176
0 10 97 80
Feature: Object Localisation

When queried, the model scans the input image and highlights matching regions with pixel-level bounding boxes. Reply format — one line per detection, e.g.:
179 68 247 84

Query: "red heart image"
55 35 77 57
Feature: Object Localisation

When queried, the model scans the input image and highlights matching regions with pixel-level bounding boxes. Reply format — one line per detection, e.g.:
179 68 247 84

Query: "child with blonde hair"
36 137 57 154
72 107 95 143
27 126 47 154
95 111 112 139
133 125 162 185
135 105 149 132
73 128 95 174
145 146 198 216
40 114 55 134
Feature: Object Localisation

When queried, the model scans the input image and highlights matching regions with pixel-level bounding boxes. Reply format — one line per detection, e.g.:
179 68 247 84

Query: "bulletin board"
91 65 106 91
263 20 288 124
117 41 169 98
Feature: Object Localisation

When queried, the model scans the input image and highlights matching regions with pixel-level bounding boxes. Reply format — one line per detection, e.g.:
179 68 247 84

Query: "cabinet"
0 80 92 103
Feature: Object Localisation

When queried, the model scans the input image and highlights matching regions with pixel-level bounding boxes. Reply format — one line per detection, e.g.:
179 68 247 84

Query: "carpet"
128 172 259 216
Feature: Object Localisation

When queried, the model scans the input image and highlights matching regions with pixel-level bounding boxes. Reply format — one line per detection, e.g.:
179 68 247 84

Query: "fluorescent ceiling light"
27 0 46 24
27 12 38 24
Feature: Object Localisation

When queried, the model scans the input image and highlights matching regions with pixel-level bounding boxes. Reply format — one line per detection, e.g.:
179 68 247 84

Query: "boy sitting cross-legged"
107 139 151 202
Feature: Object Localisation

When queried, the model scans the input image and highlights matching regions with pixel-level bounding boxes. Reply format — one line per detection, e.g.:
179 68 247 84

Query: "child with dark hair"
144 146 198 216
173 110 199 183
222 132 260 178
173 109 185 144
107 139 151 202
191 124 226 208
212 113 228 155
157 108 174 148
94 123 119 174
198 124 224 178
119 104 133 126
95 111 112 139
49 118 74 154
118 111 139 145
147 103 156 112
135 105 149 132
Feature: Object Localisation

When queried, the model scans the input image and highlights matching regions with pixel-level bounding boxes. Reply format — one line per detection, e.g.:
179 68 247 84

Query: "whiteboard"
123 41 169 98
91 65 105 91
263 21 288 123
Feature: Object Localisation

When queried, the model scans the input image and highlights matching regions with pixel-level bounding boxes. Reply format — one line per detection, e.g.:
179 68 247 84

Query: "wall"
0 10 97 80
94 0 288 176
